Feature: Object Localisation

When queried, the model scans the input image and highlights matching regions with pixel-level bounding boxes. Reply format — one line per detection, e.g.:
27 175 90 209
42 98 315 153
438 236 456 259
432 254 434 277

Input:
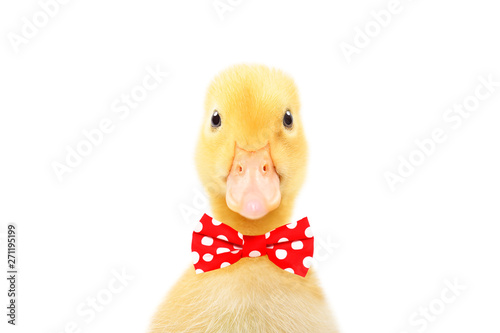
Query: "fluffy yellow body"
149 257 337 332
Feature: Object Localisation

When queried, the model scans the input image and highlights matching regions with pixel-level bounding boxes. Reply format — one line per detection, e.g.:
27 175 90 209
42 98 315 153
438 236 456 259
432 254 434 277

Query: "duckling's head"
195 64 308 233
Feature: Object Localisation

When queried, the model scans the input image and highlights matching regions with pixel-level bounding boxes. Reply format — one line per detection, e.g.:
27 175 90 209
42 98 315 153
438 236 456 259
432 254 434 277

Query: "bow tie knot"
241 234 267 258
191 214 314 277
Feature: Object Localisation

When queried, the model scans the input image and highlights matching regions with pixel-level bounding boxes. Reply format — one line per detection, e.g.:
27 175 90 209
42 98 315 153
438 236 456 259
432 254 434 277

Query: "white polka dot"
212 218 222 226
231 250 239 254
291 240 303 250
275 249 287 260
203 253 214 262
233 244 242 250
303 256 313 268
284 268 294 274
266 244 274 249
195 269 204 274
305 227 313 238
201 236 214 246
194 221 203 232
217 247 230 254
192 251 199 264
249 250 261 257
265 232 270 239
286 221 297 229
278 237 289 243
238 232 243 239
220 262 230 268
217 235 228 241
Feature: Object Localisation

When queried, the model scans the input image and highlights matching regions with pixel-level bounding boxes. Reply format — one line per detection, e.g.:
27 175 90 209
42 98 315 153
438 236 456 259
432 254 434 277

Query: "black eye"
283 110 293 128
211 110 221 128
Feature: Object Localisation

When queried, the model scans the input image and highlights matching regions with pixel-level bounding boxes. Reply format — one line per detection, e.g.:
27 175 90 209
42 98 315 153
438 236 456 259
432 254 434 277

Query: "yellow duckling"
149 64 338 332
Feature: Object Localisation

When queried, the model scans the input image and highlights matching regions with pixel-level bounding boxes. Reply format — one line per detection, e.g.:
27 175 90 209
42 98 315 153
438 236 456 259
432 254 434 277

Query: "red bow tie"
191 214 314 277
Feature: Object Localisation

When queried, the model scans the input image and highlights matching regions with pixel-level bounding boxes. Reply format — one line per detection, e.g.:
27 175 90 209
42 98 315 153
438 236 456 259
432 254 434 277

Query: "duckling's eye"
283 110 293 129
211 110 221 128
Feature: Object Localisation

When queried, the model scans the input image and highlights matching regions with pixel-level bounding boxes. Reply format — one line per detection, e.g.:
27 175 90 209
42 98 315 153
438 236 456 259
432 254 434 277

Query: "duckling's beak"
226 144 281 220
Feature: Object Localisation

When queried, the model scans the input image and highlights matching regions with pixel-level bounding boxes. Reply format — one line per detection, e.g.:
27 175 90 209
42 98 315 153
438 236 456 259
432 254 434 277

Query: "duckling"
149 64 338 332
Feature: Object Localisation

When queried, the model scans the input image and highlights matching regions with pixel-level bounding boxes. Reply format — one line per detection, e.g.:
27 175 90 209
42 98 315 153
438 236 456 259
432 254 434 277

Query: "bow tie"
191 214 314 277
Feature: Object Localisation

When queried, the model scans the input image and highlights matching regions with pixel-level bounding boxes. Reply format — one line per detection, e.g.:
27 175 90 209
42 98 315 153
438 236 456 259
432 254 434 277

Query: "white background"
1 0 499 332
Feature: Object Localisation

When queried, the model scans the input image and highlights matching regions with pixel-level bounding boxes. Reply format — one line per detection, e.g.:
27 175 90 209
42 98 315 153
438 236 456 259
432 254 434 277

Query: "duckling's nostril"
262 164 268 173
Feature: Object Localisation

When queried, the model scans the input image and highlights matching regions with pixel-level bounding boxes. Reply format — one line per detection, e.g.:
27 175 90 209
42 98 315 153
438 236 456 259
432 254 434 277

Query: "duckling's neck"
209 195 295 235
